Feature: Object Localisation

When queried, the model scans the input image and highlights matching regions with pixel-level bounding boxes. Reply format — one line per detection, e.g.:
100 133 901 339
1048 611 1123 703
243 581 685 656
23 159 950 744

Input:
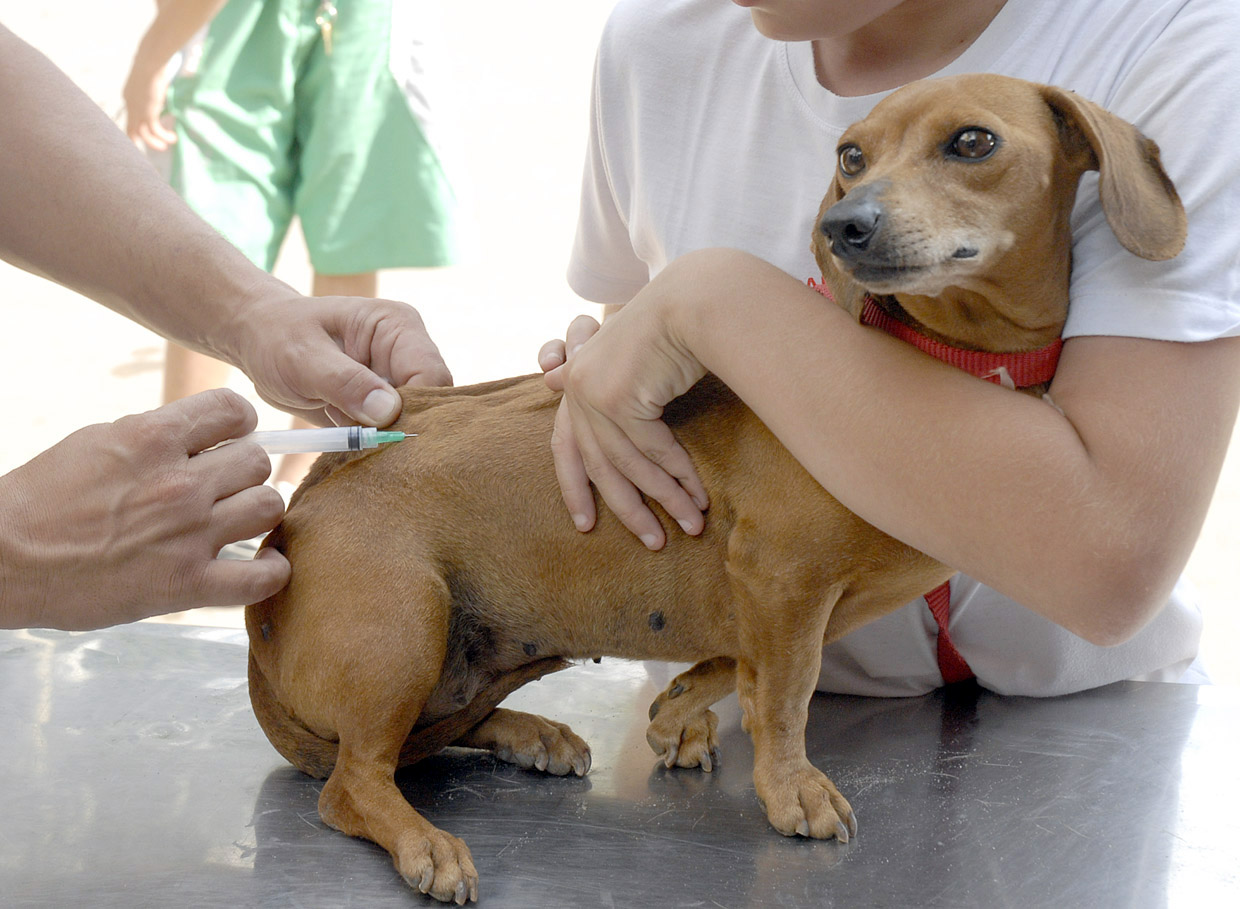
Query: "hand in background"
122 52 177 151
122 0 228 150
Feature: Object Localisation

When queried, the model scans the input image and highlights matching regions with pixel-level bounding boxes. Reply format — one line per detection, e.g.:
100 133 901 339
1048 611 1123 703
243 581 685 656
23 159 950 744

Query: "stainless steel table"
2 623 1237 907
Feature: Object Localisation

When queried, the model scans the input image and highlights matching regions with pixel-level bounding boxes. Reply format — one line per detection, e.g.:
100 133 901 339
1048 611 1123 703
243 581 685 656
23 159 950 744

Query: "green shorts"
167 0 460 274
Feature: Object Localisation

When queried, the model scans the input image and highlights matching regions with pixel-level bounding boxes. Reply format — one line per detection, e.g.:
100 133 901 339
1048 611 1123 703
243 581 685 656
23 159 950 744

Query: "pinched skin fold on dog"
245 74 1186 905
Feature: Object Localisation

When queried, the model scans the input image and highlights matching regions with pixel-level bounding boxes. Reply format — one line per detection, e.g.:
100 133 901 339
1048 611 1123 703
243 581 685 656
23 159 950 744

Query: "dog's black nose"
820 190 884 257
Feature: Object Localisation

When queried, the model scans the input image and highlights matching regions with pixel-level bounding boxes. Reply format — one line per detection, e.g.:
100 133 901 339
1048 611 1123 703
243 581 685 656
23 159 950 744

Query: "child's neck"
813 0 1008 97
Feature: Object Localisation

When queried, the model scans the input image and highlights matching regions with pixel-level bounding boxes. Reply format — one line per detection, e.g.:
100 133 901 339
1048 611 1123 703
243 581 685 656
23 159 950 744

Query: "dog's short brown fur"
245 75 1185 904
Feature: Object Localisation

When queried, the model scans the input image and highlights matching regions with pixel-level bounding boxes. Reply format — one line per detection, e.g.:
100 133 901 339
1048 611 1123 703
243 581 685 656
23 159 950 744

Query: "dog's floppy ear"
811 175 869 320
1041 86 1186 261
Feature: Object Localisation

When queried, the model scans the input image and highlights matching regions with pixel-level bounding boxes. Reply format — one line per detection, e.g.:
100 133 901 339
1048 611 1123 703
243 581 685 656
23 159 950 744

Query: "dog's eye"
838 145 866 177
949 128 999 160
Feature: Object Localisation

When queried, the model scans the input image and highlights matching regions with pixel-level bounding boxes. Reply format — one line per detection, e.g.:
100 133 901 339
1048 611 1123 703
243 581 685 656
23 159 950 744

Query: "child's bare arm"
123 0 227 149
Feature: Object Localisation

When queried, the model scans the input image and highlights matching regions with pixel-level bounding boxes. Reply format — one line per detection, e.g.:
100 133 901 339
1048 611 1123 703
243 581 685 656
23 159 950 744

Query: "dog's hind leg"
645 657 737 772
314 573 479 905
454 708 591 776
322 744 478 904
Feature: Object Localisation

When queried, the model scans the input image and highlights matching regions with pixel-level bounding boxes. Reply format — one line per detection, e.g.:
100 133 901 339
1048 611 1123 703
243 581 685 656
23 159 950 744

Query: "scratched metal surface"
1 623 1237 908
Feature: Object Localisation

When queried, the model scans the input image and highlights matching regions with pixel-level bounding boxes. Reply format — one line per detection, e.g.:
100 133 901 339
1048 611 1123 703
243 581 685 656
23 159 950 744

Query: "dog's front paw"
756 763 858 843
646 704 722 772
394 826 478 905
486 711 591 777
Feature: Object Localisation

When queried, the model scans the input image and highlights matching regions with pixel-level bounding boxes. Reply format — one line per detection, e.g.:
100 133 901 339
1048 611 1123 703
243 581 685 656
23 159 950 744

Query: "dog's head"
811 74 1186 351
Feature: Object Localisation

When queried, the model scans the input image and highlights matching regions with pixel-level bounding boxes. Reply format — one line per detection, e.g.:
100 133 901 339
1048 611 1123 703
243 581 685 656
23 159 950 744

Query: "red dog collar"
808 277 1062 389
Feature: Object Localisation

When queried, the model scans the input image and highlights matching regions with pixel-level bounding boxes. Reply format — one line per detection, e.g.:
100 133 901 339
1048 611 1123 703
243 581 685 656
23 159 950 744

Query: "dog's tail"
247 650 572 779
247 649 339 779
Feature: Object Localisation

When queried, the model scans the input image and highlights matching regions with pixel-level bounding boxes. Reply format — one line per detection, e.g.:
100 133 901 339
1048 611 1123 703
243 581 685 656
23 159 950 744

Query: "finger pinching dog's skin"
245 75 1185 904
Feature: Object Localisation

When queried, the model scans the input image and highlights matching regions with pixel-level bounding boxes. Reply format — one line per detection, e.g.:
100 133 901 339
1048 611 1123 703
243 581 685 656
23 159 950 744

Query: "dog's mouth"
838 246 981 293
841 260 938 293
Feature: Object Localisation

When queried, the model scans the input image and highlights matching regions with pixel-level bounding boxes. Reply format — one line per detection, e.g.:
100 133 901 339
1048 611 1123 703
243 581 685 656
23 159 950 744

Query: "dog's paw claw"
662 744 680 768
572 750 591 777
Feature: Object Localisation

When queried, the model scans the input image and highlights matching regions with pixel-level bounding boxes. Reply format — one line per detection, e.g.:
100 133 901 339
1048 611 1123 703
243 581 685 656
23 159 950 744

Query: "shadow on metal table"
2 623 1237 907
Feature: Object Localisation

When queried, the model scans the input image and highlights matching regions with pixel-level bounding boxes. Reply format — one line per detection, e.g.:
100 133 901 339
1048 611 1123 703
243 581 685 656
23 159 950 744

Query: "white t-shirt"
567 0 1240 696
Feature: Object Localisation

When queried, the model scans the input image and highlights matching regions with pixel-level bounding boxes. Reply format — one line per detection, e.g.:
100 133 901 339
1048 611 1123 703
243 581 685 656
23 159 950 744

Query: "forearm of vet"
659 248 1240 644
0 481 37 629
0 25 283 367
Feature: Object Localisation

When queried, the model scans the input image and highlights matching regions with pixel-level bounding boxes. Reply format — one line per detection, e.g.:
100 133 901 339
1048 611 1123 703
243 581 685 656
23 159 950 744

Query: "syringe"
236 427 410 455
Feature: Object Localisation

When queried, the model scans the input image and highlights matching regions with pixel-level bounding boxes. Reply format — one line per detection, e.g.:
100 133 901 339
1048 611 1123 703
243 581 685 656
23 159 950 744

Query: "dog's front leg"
729 551 857 842
736 653 856 841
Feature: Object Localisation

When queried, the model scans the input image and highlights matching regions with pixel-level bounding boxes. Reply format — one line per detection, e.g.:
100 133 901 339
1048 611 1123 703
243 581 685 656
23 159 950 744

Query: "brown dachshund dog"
245 75 1185 904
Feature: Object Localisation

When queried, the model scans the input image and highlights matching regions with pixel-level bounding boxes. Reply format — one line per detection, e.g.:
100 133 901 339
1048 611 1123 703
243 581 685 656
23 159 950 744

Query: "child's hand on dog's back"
539 280 712 550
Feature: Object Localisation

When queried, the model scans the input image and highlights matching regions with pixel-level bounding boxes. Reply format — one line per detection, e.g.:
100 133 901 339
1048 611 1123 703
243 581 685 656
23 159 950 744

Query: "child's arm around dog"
548 250 1240 646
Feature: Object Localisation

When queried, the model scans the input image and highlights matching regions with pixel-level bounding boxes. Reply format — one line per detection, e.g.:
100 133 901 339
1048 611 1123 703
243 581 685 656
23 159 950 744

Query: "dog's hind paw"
646 706 722 772
394 827 479 905
645 658 734 771
467 709 591 777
